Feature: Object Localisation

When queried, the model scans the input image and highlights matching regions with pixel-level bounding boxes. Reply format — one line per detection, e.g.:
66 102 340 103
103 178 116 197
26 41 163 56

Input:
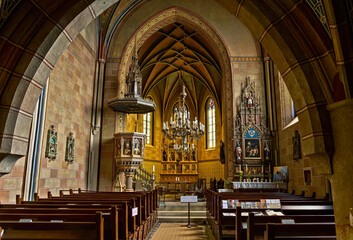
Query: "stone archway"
0 0 336 184
115 7 234 179
0 0 122 174
0 0 336 178
215 0 336 172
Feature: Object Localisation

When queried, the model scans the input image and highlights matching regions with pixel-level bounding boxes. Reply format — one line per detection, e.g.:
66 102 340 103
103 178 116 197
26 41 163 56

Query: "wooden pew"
0 205 121 240
0 212 104 240
53 190 158 239
205 190 335 240
264 222 336 240
247 212 335 240
14 189 158 240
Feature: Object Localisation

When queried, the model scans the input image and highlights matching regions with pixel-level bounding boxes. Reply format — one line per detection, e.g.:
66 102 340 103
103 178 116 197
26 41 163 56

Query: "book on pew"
281 219 295 224
222 213 236 216
241 202 261 209
19 219 32 222
253 212 264 216
265 210 284 216
222 199 239 209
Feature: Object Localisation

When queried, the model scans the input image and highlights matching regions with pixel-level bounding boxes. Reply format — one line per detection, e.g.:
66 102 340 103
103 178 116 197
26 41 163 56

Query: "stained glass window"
207 98 216 148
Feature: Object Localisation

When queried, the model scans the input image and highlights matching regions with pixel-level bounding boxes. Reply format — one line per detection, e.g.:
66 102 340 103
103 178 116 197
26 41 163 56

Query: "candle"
153 165 155 172
262 165 264 173
246 164 248 172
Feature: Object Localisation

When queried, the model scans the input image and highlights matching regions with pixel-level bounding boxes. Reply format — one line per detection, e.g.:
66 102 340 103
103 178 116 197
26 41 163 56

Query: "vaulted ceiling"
138 23 222 114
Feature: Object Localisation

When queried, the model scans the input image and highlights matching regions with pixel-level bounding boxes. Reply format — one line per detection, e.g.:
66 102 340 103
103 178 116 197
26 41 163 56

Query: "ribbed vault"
138 22 222 114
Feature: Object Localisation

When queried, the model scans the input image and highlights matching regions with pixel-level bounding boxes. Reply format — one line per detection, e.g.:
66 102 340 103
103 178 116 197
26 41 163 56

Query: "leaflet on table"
265 199 281 209
222 199 239 209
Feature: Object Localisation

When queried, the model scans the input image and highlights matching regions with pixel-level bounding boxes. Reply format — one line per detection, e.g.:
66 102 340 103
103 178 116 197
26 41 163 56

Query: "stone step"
158 215 206 223
158 210 206 217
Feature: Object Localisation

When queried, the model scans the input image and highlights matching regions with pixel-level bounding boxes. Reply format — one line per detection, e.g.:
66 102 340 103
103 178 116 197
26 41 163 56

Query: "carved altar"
160 143 198 183
233 77 272 181
113 132 146 191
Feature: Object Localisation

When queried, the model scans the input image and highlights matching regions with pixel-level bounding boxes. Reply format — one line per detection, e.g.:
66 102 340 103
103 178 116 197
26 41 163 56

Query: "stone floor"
149 223 213 240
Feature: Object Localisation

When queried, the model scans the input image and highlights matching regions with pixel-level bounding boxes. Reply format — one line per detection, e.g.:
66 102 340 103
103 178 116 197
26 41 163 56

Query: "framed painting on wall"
273 166 288 182
244 138 261 159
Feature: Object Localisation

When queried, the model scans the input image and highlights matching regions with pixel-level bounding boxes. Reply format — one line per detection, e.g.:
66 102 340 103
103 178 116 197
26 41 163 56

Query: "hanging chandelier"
162 85 205 152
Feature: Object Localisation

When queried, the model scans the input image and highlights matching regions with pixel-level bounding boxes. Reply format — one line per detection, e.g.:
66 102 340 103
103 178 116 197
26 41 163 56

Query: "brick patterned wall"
99 62 118 191
274 71 327 199
38 36 96 197
0 158 25 203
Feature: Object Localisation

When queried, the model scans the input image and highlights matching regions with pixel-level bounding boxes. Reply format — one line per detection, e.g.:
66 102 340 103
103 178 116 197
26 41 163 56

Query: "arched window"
279 72 298 128
206 98 216 148
143 112 152 145
143 97 153 145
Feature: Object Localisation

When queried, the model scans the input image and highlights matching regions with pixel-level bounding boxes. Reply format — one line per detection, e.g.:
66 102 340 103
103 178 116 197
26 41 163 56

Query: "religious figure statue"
123 139 132 155
45 125 57 160
65 132 75 163
133 140 140 155
220 140 225 164
236 145 242 161
192 149 196 161
162 149 167 161
114 171 126 192
117 139 121 155
247 92 253 108
292 130 302 161
264 142 270 161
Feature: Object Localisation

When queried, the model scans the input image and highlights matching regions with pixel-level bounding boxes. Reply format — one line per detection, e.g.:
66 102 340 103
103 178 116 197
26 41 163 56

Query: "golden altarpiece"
160 85 204 184
233 77 272 181
159 140 198 183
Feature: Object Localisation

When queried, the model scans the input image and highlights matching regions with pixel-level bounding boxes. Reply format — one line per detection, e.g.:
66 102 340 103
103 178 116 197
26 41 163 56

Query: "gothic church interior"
0 0 352 239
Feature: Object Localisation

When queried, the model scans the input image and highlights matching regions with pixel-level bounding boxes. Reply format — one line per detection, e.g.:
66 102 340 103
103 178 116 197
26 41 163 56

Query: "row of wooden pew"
0 189 158 239
206 190 336 240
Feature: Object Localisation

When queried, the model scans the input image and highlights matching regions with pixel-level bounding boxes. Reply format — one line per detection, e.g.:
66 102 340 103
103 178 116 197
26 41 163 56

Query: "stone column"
125 172 135 192
327 99 353 239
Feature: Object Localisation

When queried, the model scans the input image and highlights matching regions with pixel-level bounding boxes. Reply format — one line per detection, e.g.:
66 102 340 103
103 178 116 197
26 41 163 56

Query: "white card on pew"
132 207 138 217
19 219 32 222
222 200 228 209
1 229 4 237
180 196 197 203
50 220 63 223
281 219 295 224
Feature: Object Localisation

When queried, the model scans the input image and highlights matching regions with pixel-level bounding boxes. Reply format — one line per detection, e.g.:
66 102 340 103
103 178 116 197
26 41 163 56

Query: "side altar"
233 77 273 183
